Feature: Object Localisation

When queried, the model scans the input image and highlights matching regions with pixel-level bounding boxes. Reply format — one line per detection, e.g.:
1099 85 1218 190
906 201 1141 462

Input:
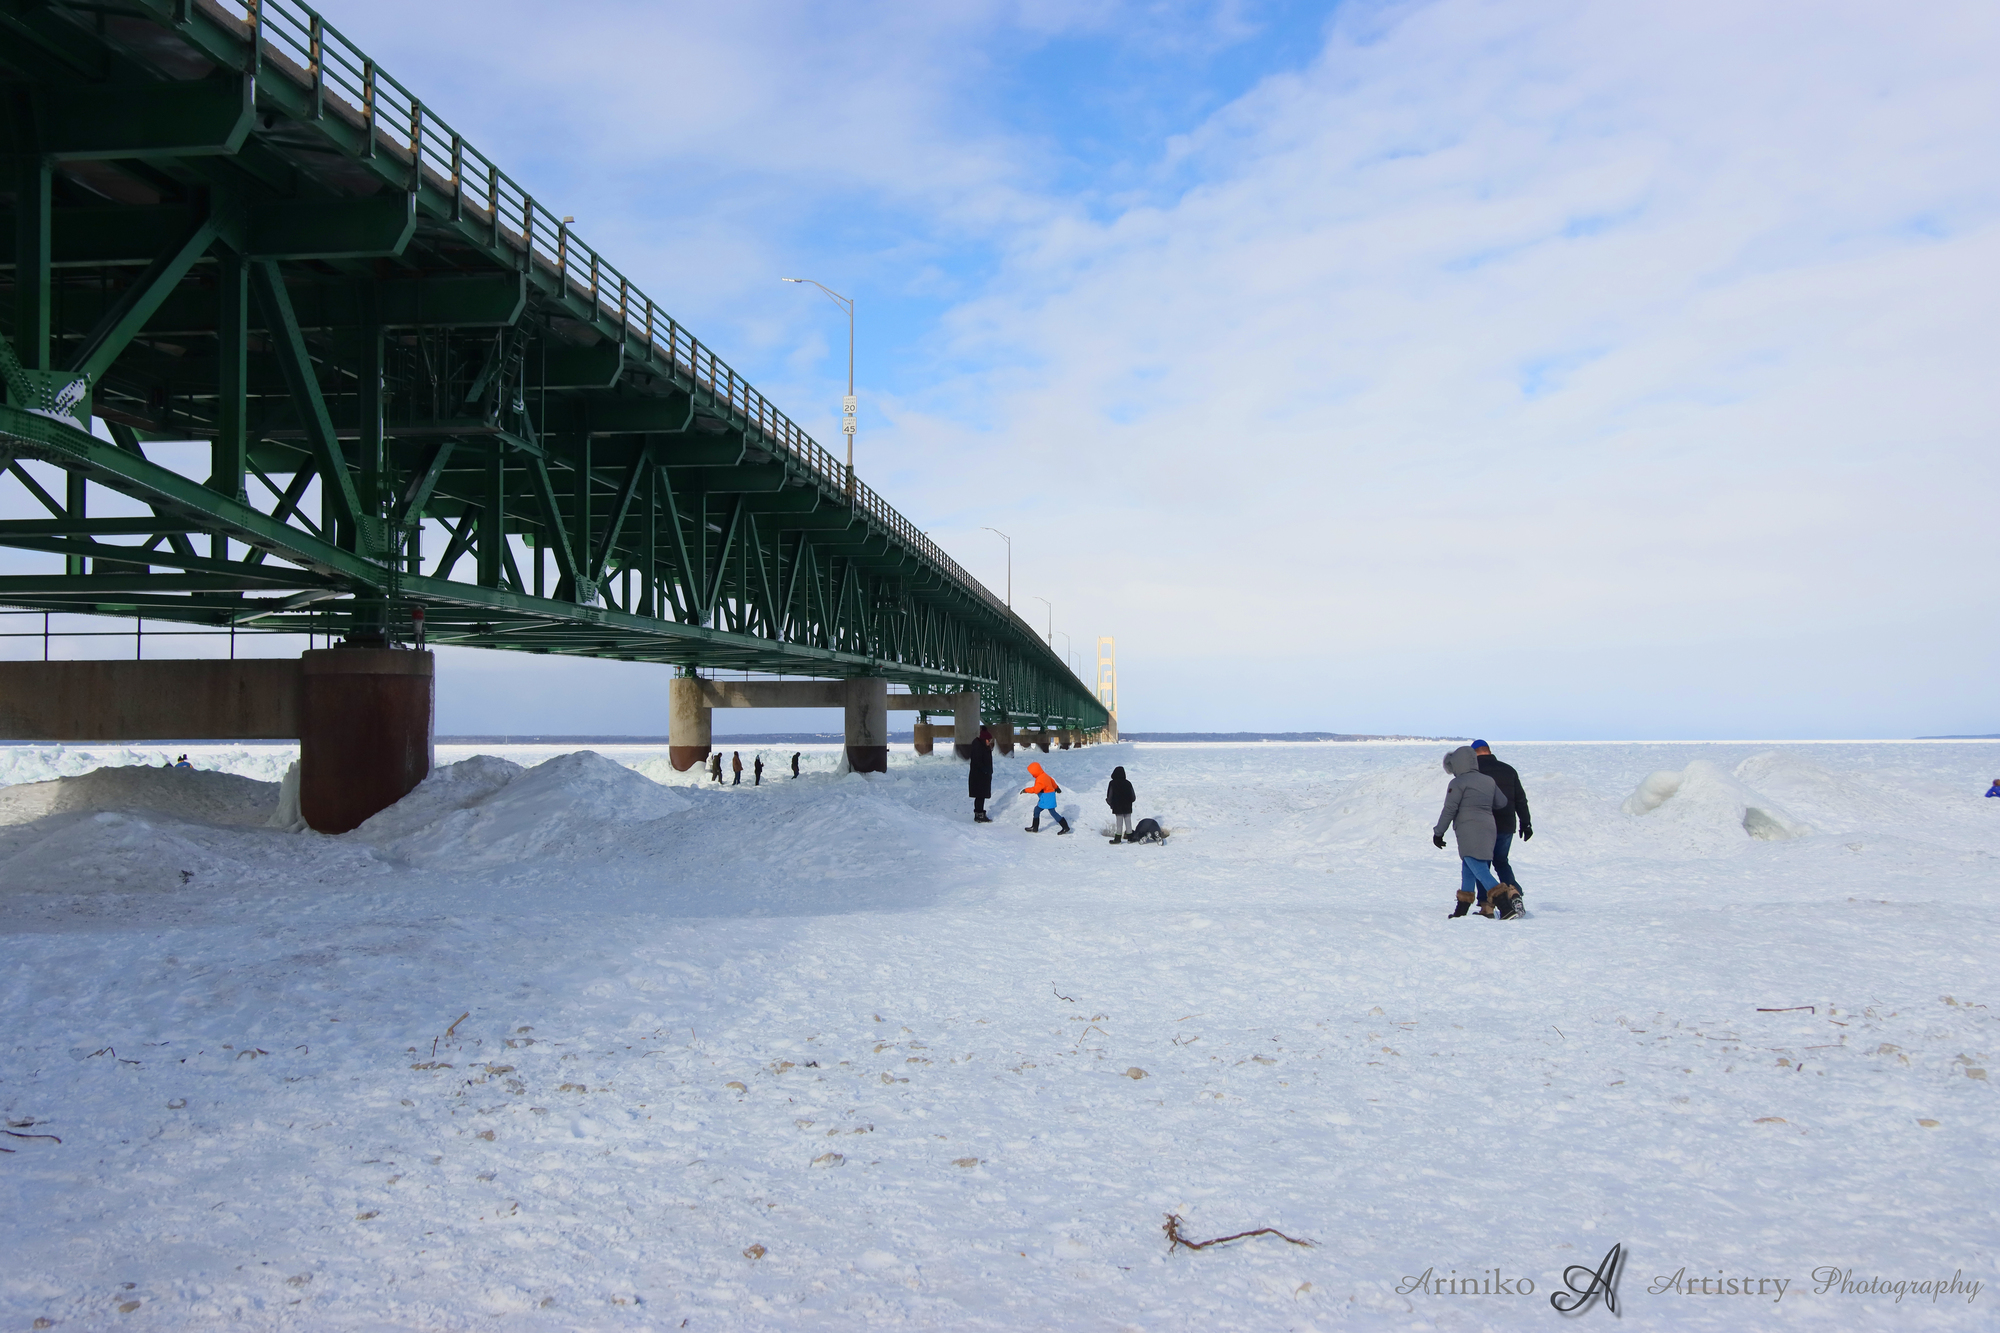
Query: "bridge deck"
0 0 1106 728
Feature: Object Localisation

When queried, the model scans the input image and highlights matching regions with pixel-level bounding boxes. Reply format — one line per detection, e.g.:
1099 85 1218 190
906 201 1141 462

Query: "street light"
982 527 1010 607
1054 629 1072 675
1031 595 1052 645
781 277 855 493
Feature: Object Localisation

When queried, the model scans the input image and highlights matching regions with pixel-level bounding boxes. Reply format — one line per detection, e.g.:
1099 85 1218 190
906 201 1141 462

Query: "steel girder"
0 0 1105 729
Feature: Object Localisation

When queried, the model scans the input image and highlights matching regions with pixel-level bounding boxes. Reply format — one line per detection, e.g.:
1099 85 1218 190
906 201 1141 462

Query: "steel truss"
0 0 1105 730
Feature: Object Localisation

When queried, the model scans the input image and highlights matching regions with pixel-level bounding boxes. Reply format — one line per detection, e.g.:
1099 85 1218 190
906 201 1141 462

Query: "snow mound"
1622 760 1811 843
0 810 267 894
0 765 279 828
351 751 690 868
1305 758 1456 850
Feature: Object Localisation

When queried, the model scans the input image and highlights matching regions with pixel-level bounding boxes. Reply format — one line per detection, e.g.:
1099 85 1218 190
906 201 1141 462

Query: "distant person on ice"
1987 778 2000 798
968 726 995 823
709 753 723 784
731 751 743 786
1105 765 1136 841
1022 761 1071 835
1474 741 1533 905
1433 745 1517 919
753 754 764 786
791 752 801 779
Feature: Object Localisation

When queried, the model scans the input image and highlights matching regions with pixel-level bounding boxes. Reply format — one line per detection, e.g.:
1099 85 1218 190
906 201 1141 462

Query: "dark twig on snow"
1757 1006 1816 1014
3 1129 61 1144
1164 1213 1313 1253
445 1012 471 1040
1052 986 1074 1003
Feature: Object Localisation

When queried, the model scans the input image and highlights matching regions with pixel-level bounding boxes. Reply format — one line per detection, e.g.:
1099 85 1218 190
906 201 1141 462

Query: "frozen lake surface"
0 739 1994 1329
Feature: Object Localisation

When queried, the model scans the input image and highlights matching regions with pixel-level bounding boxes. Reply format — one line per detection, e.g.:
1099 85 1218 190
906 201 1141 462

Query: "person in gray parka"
1432 745 1520 919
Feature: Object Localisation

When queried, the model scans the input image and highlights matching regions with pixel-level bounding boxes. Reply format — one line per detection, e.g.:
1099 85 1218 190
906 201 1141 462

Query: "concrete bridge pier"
912 720 936 755
668 676 713 772
951 691 982 759
844 677 889 774
994 720 1015 756
1034 728 1051 754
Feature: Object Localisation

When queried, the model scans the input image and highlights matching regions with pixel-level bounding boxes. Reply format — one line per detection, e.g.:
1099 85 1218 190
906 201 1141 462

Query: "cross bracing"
0 0 1107 730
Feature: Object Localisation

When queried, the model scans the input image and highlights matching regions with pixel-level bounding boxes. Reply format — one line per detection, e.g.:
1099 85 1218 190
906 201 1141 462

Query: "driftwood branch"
3 1129 61 1144
1757 1006 1815 1014
1164 1213 1313 1253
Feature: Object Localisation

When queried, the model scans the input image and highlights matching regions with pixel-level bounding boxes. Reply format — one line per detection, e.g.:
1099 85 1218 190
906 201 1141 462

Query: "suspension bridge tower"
1095 637 1119 741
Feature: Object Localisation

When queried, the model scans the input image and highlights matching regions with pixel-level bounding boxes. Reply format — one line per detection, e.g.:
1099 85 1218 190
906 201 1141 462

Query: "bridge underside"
0 0 1107 735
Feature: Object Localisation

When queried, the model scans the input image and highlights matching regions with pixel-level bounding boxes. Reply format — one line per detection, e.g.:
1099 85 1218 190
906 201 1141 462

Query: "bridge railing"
191 0 1046 649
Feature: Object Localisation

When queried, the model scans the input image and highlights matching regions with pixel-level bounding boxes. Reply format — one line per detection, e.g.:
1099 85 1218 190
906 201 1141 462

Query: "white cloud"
891 0 2000 733
319 0 2000 735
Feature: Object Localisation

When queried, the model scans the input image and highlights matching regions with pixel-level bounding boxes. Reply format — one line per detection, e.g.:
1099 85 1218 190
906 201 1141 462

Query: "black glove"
1520 826 1533 841
1432 833 1446 849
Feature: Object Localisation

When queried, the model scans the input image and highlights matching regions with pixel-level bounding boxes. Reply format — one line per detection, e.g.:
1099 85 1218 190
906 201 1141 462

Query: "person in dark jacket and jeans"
1473 741 1532 904
969 726 995 822
1105 765 1136 840
1433 745 1516 919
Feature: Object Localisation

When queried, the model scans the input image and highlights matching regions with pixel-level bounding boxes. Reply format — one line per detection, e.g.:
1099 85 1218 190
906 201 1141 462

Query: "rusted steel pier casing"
299 648 434 834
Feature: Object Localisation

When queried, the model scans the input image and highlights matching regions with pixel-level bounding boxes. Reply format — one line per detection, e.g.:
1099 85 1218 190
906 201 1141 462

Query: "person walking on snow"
1474 740 1533 905
968 725 996 823
1105 765 1136 841
754 754 764 786
731 751 743 786
1433 745 1516 919
1022 761 1071 835
791 752 801 779
709 752 723 784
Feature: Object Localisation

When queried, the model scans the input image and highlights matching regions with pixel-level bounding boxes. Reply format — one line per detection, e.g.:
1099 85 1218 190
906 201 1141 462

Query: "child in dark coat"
1105 765 1136 840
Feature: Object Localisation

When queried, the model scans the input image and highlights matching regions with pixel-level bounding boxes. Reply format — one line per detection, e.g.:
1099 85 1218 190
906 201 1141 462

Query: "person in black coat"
1105 765 1136 841
1473 741 1532 899
968 725 995 823
791 752 801 778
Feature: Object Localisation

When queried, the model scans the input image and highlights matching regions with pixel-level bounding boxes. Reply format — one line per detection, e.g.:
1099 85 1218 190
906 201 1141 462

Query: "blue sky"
11 0 1997 739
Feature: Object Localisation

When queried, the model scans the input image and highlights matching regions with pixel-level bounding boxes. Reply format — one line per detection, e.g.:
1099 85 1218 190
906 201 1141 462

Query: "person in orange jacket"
1022 761 1071 835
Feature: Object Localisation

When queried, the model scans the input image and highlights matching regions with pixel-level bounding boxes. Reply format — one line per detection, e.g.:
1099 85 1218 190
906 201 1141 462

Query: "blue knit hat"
1472 739 1490 750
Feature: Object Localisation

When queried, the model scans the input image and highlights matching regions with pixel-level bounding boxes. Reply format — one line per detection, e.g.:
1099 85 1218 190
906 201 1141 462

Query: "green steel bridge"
0 0 1107 733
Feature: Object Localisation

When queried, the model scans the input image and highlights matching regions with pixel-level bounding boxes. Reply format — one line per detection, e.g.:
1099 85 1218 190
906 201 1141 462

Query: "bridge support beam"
845 677 889 774
0 650 431 834
668 676 712 772
299 649 433 834
912 720 935 755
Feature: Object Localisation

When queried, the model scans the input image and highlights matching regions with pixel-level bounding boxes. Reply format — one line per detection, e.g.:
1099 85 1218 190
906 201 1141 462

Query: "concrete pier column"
952 690 982 759
912 720 935 755
300 648 433 834
668 676 712 772
994 719 1015 756
1035 728 1051 754
844 677 889 773
1058 730 1073 750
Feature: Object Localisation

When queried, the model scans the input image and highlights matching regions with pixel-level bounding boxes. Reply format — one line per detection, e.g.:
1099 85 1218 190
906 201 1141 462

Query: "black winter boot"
1450 890 1473 918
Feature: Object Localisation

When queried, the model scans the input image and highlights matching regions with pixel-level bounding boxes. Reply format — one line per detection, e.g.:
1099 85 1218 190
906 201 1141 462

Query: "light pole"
781 277 855 494
982 527 1010 607
1054 630 1072 675
1031 595 1052 645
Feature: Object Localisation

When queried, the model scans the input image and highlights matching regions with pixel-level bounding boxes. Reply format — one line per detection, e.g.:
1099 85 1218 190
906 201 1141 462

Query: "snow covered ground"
0 739 1994 1330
